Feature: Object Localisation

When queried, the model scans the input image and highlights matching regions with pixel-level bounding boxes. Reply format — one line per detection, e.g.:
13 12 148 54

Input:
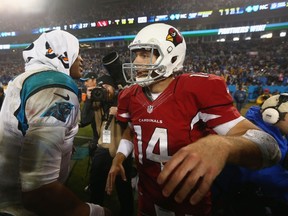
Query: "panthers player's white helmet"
122 23 186 86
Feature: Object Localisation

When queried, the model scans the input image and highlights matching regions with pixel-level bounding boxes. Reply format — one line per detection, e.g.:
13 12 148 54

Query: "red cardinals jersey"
117 73 241 216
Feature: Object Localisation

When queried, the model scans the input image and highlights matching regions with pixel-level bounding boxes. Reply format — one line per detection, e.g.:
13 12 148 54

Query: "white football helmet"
122 23 186 86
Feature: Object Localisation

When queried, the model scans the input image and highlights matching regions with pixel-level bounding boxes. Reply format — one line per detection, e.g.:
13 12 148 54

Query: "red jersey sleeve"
177 73 241 129
116 84 139 123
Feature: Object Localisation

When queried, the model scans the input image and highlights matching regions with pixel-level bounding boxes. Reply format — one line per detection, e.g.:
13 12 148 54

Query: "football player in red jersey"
105 23 281 216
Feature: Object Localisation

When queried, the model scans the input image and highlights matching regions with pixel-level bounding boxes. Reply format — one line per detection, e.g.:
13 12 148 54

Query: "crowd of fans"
0 0 287 94
185 38 288 87
1 37 287 90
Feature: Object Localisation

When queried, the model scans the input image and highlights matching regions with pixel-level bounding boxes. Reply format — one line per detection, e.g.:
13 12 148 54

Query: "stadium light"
280 31 286 37
217 38 226 42
0 0 47 14
260 32 273 39
233 36 240 41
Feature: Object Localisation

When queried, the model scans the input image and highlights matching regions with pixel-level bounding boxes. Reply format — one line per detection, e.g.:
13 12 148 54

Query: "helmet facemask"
122 44 167 87
122 23 186 87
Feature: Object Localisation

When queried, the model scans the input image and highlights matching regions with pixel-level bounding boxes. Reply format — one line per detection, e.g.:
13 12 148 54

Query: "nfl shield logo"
147 105 153 113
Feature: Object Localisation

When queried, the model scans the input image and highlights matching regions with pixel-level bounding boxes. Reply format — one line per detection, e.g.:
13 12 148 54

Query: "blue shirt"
214 105 288 203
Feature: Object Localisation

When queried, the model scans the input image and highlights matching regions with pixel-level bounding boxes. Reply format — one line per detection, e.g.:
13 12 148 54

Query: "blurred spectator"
233 84 247 113
256 88 272 106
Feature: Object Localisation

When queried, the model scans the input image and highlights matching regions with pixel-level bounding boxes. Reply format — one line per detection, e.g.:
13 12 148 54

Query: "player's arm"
157 118 281 205
23 182 112 216
23 183 110 216
22 182 92 216
225 118 280 167
106 125 134 195
20 126 109 216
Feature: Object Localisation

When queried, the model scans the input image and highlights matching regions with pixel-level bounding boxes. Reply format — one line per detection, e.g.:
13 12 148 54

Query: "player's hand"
157 134 229 205
109 106 117 116
105 156 127 195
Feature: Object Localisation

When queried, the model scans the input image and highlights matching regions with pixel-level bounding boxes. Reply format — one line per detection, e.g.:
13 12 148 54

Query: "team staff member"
79 72 99 147
244 94 288 210
0 30 110 216
106 23 281 216
214 94 288 215
244 94 288 204
89 75 134 216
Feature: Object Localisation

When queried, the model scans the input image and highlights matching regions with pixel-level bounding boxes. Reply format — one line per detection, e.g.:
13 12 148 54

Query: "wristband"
86 203 104 216
242 129 281 168
117 139 133 157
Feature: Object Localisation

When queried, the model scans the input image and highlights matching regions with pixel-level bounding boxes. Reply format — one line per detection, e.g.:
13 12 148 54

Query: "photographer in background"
79 72 99 154
88 74 134 216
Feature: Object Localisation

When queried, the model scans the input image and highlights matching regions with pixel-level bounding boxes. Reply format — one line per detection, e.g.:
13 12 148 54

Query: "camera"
90 86 109 102
89 51 128 103
102 51 127 89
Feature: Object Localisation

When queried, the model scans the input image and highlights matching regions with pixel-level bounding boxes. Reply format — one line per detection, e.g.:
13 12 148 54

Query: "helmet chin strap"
136 69 167 86
153 76 167 84
154 65 166 76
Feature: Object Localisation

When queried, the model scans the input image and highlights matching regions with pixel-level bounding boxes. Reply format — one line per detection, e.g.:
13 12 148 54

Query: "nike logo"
54 93 70 101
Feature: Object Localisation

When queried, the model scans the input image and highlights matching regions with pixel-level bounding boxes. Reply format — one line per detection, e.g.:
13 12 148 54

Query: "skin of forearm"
222 119 265 169
215 134 263 169
113 152 127 165
22 181 89 216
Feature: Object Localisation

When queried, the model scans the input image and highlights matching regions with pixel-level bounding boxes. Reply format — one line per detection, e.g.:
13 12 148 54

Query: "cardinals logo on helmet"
166 28 183 47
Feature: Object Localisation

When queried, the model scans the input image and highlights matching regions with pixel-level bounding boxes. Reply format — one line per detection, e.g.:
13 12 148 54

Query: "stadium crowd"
1 37 287 89
1 0 286 89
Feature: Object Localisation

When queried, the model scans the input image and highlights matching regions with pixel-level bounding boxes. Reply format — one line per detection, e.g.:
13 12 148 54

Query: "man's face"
84 78 97 88
133 49 157 64
70 55 83 79
133 50 158 79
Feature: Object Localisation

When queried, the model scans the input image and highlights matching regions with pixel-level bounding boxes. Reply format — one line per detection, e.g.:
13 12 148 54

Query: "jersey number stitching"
134 125 171 165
